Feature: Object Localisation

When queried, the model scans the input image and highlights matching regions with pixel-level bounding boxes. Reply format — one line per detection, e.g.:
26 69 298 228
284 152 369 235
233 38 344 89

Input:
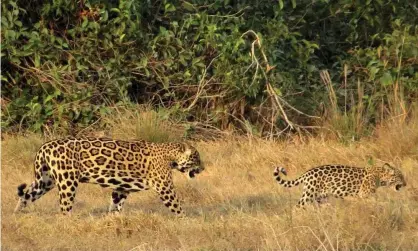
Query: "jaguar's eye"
170 162 178 168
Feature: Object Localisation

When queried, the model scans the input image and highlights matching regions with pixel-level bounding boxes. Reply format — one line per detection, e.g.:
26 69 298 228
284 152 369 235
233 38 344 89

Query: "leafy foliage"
2 0 417 138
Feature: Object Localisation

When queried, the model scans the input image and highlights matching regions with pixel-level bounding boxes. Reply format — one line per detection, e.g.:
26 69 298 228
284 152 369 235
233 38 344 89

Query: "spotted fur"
273 163 406 207
14 136 204 216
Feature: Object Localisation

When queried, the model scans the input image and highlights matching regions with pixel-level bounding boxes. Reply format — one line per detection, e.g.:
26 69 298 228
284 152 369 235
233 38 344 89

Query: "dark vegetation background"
2 0 418 140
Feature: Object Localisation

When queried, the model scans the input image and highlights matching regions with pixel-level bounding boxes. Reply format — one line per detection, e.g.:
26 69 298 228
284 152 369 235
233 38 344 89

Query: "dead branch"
241 30 294 130
185 54 222 111
242 30 320 134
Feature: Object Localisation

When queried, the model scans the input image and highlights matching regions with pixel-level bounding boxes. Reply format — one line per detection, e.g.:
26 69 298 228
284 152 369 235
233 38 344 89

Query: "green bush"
2 0 417 138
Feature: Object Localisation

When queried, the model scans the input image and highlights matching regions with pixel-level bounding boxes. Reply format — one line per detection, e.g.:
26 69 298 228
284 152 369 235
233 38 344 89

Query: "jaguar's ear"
178 143 186 152
181 143 192 155
383 163 395 174
184 147 192 156
383 163 392 168
393 156 402 167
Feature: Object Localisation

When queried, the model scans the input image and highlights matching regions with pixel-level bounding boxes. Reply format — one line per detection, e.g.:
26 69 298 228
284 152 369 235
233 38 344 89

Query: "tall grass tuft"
102 105 186 143
319 70 371 141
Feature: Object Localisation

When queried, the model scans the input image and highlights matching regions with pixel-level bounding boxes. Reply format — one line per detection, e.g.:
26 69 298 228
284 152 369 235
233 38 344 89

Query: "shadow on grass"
180 193 295 218
64 192 293 218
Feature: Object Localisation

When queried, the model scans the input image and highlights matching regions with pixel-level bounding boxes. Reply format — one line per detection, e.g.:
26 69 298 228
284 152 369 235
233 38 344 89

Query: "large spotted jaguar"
273 163 406 207
14 136 204 216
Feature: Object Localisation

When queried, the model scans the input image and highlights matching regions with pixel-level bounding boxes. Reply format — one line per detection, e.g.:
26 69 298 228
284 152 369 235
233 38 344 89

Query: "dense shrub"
2 0 417 138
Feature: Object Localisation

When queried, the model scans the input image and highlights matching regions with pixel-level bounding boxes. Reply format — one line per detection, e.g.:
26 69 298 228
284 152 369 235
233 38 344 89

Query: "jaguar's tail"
273 166 303 188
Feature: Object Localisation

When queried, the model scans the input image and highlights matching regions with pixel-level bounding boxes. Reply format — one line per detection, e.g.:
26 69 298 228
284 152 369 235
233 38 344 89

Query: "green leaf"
97 107 105 116
380 72 393 86
278 0 284 10
291 0 297 8
6 30 16 40
119 34 126 43
165 3 176 13
139 57 148 67
273 87 282 96
14 20 22 27
182 1 195 11
81 17 88 28
101 10 108 22
44 94 55 104
10 57 21 65
369 66 379 81
34 53 40 68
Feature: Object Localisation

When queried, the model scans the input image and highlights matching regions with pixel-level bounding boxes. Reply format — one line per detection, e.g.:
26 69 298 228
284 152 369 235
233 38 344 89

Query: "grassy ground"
2 111 418 251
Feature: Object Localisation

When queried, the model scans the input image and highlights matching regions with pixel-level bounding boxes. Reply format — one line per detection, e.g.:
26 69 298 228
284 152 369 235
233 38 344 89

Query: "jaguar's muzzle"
188 166 204 179
395 184 403 191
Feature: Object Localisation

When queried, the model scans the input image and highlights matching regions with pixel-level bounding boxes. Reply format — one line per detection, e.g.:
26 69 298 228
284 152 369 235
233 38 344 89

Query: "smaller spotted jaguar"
15 136 204 216
273 163 406 207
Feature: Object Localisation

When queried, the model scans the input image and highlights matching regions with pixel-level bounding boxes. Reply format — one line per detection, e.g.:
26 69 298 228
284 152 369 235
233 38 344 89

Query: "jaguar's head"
379 163 406 191
170 143 204 179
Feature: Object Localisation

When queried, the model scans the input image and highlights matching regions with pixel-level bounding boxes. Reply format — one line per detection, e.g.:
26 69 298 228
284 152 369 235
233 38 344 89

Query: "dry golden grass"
2 113 418 251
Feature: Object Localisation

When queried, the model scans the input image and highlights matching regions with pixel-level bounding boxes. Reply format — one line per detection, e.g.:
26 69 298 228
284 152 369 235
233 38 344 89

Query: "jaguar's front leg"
152 181 185 217
358 175 377 198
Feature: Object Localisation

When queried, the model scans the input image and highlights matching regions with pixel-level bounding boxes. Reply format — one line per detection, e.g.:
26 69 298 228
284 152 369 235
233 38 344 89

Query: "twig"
267 83 294 129
277 95 321 119
185 54 222 111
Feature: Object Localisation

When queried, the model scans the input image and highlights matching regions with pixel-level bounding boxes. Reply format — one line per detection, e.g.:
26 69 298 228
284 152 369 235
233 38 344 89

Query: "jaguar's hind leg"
109 190 129 213
55 171 79 214
315 194 329 204
296 188 317 208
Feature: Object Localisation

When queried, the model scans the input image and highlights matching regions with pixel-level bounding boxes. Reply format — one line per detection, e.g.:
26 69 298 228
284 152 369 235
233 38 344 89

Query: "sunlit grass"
2 111 418 251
